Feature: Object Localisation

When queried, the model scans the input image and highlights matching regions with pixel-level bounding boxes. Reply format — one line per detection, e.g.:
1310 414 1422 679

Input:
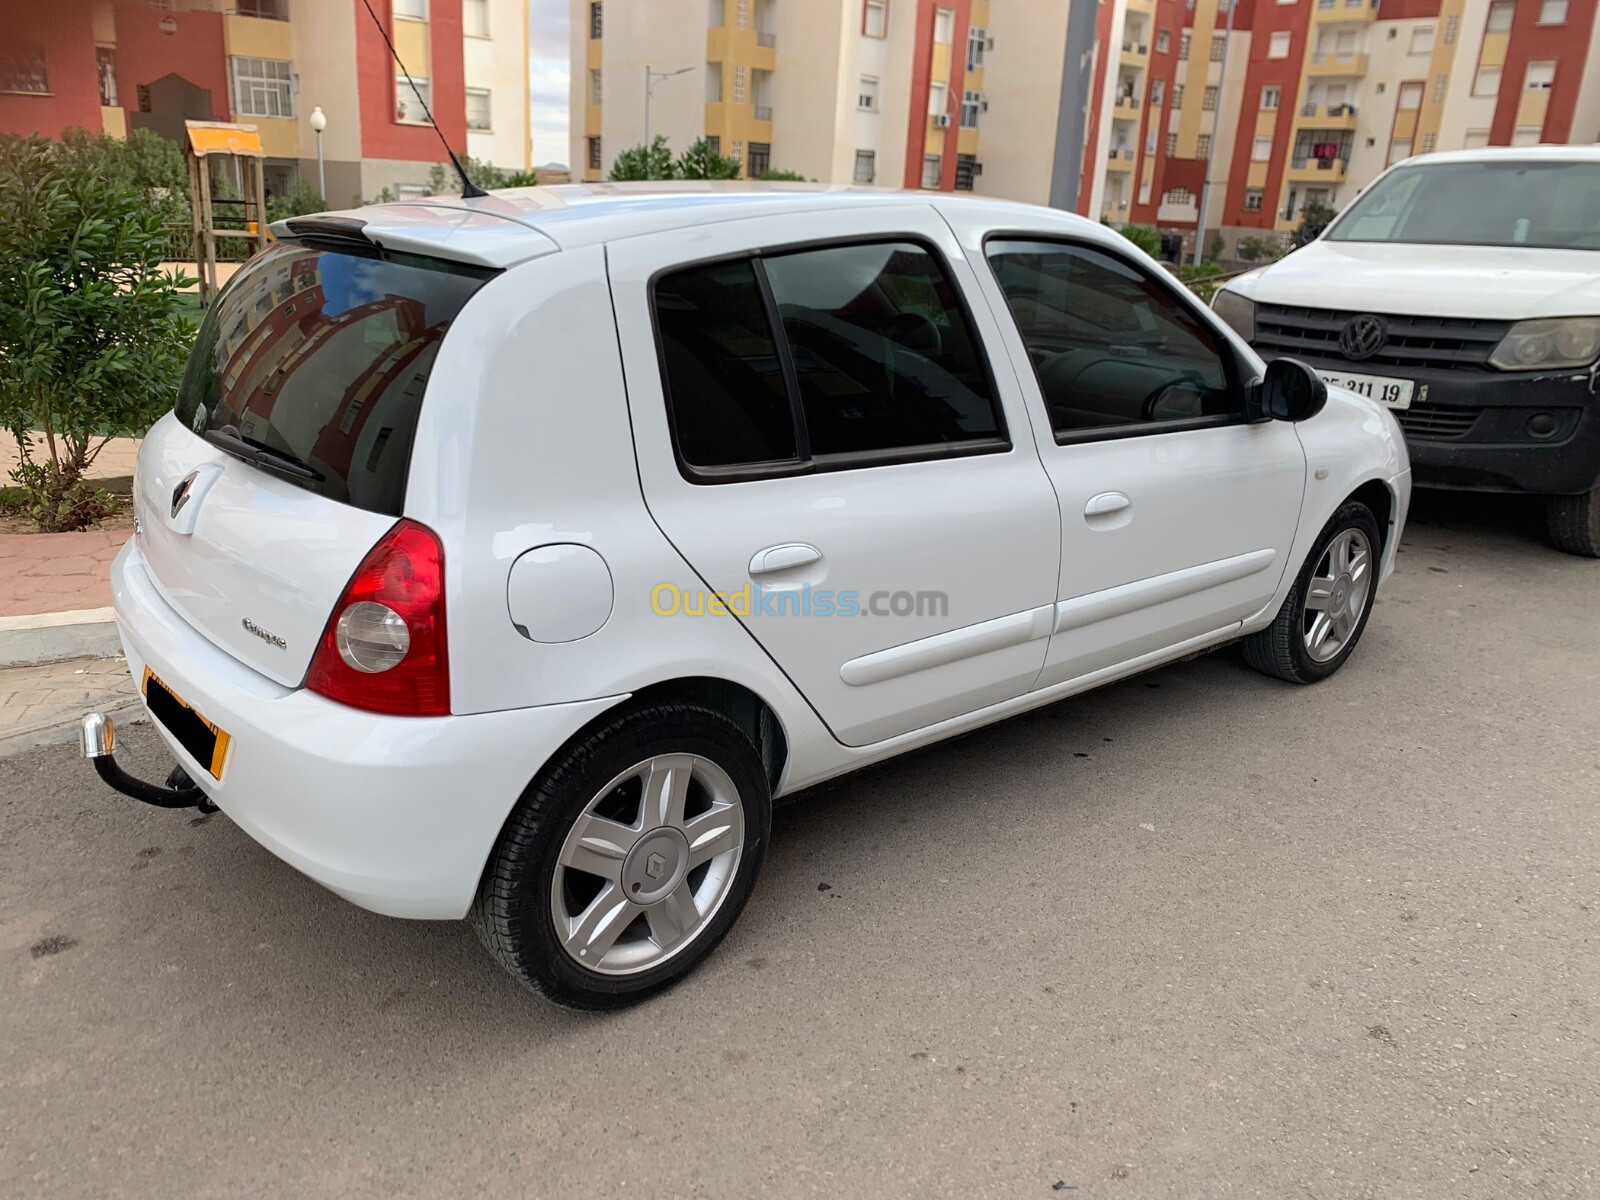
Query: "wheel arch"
1348 477 1397 557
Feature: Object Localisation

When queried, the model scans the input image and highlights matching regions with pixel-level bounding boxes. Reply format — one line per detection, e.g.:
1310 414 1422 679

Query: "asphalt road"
3 493 1597 1199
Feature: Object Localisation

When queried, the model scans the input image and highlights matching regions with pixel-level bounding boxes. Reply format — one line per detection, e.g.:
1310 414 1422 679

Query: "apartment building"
1076 0 1600 255
573 0 1091 193
0 0 530 205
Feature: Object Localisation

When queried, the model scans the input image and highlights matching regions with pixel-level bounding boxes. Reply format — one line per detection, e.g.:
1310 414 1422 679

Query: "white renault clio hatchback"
84 184 1410 1008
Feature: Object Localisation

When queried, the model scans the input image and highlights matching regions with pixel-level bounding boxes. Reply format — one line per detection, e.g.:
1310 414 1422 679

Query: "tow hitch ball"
80 713 219 813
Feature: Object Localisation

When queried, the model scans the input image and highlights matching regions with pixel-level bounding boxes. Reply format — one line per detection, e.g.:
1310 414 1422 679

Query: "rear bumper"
1286 353 1600 496
109 539 621 919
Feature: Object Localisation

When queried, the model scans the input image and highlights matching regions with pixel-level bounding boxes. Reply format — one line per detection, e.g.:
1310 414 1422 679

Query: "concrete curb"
0 608 122 668
0 697 145 760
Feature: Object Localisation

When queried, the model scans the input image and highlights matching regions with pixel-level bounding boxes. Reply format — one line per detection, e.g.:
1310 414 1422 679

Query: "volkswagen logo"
170 470 200 519
1340 314 1388 361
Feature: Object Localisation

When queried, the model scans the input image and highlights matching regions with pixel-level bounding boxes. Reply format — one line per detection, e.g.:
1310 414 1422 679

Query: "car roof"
270 181 1088 270
1391 144 1600 169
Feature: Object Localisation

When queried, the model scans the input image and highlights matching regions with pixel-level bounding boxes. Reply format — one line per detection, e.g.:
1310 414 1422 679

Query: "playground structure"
183 121 269 306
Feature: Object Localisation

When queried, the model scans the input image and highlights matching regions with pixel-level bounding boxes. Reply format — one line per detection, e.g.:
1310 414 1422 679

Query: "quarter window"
986 240 1239 440
654 241 1005 476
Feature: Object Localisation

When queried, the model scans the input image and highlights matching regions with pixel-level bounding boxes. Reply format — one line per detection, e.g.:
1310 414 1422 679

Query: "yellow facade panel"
394 19 430 72
101 106 127 139
1393 109 1418 139
958 128 980 155
1478 31 1508 68
931 42 951 83
1516 89 1550 129
1248 160 1269 188
224 15 294 60
252 116 299 159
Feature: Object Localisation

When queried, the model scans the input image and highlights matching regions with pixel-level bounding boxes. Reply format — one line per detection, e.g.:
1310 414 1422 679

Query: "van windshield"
1325 160 1600 251
175 239 496 515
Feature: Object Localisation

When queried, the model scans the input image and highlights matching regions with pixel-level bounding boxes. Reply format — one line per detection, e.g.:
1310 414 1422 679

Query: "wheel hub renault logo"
170 470 199 519
645 852 667 879
1340 314 1388 361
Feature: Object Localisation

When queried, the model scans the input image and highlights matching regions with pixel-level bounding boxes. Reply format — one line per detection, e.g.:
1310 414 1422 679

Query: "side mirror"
1260 357 1328 422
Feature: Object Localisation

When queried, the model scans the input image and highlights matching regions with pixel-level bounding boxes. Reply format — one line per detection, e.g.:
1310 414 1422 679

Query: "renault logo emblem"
1340 314 1388 361
170 470 200 519
645 852 667 880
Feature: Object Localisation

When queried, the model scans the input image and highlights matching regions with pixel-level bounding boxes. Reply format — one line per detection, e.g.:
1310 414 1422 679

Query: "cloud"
529 0 570 165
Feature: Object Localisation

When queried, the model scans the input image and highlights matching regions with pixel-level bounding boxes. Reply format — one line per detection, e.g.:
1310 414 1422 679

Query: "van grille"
1254 304 1510 372
1396 406 1483 440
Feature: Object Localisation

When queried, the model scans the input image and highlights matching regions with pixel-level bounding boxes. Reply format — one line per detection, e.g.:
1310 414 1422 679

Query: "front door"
608 207 1061 746
973 234 1307 688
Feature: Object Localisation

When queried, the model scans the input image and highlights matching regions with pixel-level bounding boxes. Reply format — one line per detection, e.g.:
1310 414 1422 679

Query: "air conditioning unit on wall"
934 113 953 128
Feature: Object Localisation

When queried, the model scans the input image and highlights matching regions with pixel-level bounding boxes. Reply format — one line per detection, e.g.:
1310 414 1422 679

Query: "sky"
529 0 571 167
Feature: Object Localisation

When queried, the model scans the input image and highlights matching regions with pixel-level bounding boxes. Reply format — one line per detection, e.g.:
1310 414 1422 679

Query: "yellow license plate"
141 667 232 780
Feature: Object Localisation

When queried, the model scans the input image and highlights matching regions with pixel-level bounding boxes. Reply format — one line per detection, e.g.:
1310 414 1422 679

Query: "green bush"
1115 223 1162 257
0 134 193 530
1293 199 1338 248
609 136 679 181
759 169 807 182
1175 260 1224 303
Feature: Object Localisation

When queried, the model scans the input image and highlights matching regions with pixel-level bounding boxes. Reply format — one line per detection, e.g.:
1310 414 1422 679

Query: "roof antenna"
358 0 488 199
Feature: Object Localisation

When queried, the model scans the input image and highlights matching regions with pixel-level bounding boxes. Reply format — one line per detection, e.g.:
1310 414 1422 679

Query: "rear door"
608 207 1061 747
134 238 495 684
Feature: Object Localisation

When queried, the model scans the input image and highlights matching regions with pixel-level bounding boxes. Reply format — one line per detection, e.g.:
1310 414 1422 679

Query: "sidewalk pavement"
0 435 140 668
0 655 141 758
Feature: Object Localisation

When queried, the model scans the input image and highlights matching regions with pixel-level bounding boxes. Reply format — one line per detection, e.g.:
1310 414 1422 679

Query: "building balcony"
1313 0 1377 21
1120 41 1149 66
1106 148 1136 171
1285 157 1348 183
1307 51 1368 76
755 105 772 121
1298 102 1359 128
1113 95 1140 119
757 32 776 48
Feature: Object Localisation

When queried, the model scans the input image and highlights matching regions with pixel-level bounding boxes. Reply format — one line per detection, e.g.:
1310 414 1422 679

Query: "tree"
0 135 193 530
759 168 807 182
609 136 678 181
1115 223 1162 257
1237 235 1286 264
426 154 514 195
1293 198 1338 248
1208 231 1226 262
675 138 742 180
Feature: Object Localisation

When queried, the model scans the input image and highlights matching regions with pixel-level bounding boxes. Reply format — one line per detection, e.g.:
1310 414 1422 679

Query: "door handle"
749 543 822 575
1085 492 1131 517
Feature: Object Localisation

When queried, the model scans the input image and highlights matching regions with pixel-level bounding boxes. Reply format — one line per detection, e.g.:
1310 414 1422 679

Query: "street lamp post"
643 65 694 151
309 105 328 200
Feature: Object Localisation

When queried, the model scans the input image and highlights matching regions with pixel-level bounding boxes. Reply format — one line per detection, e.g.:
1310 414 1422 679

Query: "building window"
967 25 987 69
706 64 722 102
466 87 491 130
853 149 876 183
0 45 49 95
1511 125 1541 146
231 57 294 118
1156 29 1170 53
1252 136 1271 161
1472 65 1500 97
1145 127 1157 155
747 142 771 177
1261 85 1280 110
1179 32 1190 58
1486 1 1513 33
1165 132 1177 155
1388 138 1412 164
587 136 602 170
863 0 887 38
395 73 430 123
733 65 748 103
1244 189 1263 212
464 0 490 37
706 135 720 154
736 0 750 29
394 0 428 19
589 69 603 106
1410 26 1434 55
859 76 878 110
934 8 955 44
1539 0 1568 23
1172 84 1184 106
921 154 941 188
929 80 947 117
1421 132 1436 152
1196 133 1212 158
1525 61 1555 90
589 1 603 39
955 153 978 191
96 47 117 106
1397 81 1423 110
1432 73 1448 102
961 90 981 128
1138 177 1152 204
708 0 724 27
1462 128 1490 149
1210 34 1226 62
1269 31 1290 59
1443 14 1459 42
1151 79 1165 104
236 0 289 18
1202 85 1218 110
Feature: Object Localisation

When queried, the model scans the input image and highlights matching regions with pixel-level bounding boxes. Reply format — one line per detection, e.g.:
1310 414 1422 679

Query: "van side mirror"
1260 358 1328 422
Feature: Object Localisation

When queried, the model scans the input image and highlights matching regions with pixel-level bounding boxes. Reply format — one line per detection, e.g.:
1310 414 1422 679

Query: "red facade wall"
1221 0 1306 228
902 0 973 190
1490 0 1598 144
0 4 103 139
357 0 468 163
111 1 230 124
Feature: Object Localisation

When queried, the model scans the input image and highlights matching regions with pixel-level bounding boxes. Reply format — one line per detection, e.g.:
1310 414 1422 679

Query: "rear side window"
986 239 1238 440
653 239 1005 479
175 239 496 515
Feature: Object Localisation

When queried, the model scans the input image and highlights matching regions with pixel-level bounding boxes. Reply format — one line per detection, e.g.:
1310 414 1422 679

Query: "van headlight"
1489 317 1600 371
1211 289 1256 342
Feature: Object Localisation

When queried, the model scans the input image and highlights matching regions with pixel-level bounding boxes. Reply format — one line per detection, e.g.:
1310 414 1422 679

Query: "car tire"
471 701 771 1011
1546 487 1600 559
1243 500 1383 685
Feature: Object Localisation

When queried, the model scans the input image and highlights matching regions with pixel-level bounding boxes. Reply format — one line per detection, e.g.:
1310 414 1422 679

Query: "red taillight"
305 519 450 716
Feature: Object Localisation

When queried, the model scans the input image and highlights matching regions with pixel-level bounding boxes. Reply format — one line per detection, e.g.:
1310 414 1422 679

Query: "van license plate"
142 668 232 780
1316 370 1415 410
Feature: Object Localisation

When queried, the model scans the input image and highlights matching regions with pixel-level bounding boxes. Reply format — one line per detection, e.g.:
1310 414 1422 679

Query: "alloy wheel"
1302 527 1373 664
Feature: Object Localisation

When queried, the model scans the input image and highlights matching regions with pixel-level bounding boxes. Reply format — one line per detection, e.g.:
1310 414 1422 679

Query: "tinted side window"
987 240 1238 439
763 242 1002 457
655 259 798 469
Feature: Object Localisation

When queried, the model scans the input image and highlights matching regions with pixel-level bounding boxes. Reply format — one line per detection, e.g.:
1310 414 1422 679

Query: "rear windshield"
1326 160 1600 251
175 239 496 515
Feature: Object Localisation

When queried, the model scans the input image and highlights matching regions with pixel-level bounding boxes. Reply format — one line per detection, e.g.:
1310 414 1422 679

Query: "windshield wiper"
205 426 325 483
